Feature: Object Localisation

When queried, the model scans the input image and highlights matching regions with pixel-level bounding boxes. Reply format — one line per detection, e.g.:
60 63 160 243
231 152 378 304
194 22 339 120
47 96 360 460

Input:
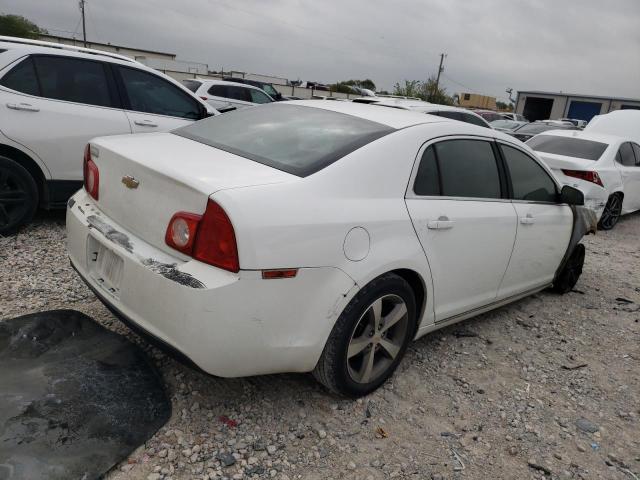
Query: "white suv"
182 79 274 111
0 36 217 234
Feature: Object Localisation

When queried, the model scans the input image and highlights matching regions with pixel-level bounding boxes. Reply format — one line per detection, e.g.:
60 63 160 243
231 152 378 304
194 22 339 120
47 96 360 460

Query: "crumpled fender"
553 205 597 282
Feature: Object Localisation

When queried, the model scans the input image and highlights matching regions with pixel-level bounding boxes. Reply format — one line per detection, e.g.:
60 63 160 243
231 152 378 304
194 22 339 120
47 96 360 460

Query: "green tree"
0 14 47 39
392 77 454 105
496 101 513 111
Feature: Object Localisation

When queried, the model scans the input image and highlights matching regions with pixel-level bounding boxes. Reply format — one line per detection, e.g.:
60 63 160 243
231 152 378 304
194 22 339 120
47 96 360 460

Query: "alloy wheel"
0 167 29 230
346 294 409 384
599 195 622 230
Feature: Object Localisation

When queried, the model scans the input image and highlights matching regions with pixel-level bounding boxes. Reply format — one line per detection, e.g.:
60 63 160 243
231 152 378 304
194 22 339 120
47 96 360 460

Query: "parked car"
510 121 578 142
490 119 529 133
559 118 588 129
528 130 640 229
221 77 283 101
500 112 528 122
0 36 217 234
182 79 274 111
352 98 492 128
472 110 505 123
67 101 591 397
585 109 640 142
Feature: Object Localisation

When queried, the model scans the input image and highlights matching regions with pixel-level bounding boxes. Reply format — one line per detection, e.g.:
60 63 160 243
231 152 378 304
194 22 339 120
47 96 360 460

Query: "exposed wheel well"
391 268 426 321
0 144 46 206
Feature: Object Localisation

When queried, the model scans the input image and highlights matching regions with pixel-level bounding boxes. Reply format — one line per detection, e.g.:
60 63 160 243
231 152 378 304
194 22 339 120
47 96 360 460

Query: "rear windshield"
516 123 561 134
527 135 608 160
182 80 201 92
173 104 393 176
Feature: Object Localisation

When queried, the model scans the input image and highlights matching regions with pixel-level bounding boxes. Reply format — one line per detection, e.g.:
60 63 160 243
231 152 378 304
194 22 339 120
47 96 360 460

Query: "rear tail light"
165 200 239 273
83 144 99 200
562 169 604 187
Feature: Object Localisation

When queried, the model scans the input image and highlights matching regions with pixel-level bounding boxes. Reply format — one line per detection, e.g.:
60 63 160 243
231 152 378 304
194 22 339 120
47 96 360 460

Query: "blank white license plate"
88 237 124 296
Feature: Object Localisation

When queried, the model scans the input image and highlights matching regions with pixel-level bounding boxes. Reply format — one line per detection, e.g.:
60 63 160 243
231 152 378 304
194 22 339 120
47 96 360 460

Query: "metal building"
515 91 640 122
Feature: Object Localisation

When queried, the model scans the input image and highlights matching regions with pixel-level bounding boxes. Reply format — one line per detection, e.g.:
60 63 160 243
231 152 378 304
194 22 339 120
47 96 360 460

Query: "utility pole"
79 0 87 47
432 53 446 102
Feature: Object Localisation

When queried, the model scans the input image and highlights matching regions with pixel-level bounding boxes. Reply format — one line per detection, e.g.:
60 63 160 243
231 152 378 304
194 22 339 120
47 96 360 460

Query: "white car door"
617 143 640 212
0 55 131 181
497 143 573 298
405 138 517 321
114 65 205 133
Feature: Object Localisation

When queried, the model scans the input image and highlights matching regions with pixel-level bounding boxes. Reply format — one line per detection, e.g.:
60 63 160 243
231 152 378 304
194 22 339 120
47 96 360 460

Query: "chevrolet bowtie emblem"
122 175 139 189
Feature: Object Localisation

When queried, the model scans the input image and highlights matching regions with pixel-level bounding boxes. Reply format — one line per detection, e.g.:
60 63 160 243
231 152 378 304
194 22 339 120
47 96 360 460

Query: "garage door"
523 97 554 122
567 101 602 121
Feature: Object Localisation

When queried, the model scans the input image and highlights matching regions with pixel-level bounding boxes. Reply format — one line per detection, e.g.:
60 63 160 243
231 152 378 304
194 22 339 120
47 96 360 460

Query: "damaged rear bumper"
66 190 358 377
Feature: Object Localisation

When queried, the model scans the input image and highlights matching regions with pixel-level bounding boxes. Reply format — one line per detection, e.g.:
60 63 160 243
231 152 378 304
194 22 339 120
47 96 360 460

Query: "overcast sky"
2 0 639 102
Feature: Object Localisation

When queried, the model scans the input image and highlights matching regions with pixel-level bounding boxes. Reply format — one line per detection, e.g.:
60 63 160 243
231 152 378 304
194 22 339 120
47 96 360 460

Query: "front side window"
617 142 636 166
501 145 557 202
33 56 114 107
0 56 39 95
249 89 272 104
174 104 393 177
118 66 201 119
413 139 501 199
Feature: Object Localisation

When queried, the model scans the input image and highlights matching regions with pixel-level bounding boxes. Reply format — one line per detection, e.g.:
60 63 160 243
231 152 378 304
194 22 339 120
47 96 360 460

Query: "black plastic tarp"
0 310 171 480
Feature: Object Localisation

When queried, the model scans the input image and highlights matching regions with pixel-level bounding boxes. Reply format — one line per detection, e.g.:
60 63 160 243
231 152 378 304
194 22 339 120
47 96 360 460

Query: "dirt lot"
1 211 639 480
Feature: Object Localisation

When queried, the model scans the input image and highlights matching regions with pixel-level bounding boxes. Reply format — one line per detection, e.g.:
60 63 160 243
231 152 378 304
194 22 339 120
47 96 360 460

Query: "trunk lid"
535 151 598 177
89 132 296 254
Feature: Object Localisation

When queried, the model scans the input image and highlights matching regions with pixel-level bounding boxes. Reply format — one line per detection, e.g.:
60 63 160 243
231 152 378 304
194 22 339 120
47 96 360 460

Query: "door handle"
6 102 39 112
134 120 158 127
520 213 535 225
427 216 455 230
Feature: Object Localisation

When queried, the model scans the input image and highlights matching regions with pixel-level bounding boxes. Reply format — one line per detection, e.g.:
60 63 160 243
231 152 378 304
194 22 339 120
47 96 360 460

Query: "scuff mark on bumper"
141 259 205 289
87 215 133 253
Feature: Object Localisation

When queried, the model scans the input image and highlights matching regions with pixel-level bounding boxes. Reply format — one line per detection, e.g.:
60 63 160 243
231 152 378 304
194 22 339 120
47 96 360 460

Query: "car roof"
534 129 627 144
0 35 140 66
194 78 268 92
288 100 450 129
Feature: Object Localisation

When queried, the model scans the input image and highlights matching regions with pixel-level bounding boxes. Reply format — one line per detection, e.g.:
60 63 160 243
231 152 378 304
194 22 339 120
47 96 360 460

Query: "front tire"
552 243 585 294
313 273 417 397
598 194 622 230
0 156 38 235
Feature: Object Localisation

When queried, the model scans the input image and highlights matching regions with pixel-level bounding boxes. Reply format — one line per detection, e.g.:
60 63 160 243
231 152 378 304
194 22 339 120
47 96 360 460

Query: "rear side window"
33 56 114 107
226 86 250 102
174 103 393 177
527 135 608 160
0 57 39 96
501 145 557 202
413 139 501 199
208 84 226 97
117 66 202 119
617 143 636 166
460 113 489 128
632 144 640 166
413 146 440 196
182 79 201 92
432 111 462 121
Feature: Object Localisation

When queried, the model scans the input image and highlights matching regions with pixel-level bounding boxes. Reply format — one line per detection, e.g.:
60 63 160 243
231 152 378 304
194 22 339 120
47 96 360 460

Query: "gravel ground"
1 210 639 480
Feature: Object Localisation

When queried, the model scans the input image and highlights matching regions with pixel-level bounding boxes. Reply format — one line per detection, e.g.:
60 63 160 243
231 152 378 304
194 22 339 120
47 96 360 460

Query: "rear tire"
552 243 585 294
313 273 417 397
0 156 38 235
598 194 622 230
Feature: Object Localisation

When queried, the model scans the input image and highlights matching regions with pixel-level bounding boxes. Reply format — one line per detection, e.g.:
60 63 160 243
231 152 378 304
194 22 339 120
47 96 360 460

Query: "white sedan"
527 130 640 229
66 101 593 397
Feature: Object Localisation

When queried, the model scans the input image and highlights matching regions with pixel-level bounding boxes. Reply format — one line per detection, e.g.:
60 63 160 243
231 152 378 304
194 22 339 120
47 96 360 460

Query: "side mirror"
559 185 584 206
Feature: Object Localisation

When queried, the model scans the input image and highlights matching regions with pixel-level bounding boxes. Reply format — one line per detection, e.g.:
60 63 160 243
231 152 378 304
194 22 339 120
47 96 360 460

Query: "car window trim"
406 134 511 203
30 53 120 109
113 64 203 119
496 140 562 205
